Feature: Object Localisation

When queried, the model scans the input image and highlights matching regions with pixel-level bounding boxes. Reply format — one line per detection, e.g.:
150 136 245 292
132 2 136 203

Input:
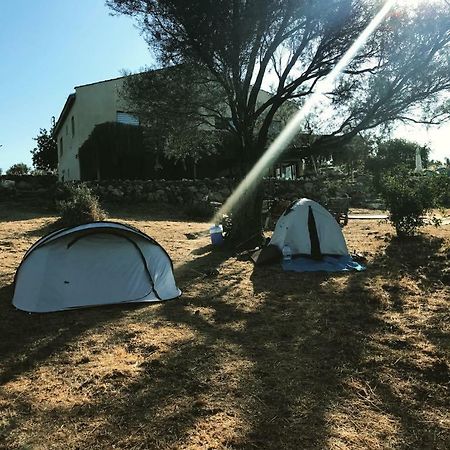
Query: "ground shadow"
23 218 61 239
0 283 139 385
57 252 382 448
105 202 205 224
0 200 57 223
1 221 449 448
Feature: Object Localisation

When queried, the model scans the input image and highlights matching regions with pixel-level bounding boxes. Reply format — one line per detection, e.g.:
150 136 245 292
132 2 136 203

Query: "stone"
16 181 33 190
304 182 314 192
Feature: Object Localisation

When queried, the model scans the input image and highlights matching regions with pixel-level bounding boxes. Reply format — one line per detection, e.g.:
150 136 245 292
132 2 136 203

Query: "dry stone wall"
1 174 381 208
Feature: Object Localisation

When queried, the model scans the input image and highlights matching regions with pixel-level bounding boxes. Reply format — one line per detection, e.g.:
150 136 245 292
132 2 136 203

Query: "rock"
111 188 124 197
16 181 33 190
304 182 314 192
0 180 15 190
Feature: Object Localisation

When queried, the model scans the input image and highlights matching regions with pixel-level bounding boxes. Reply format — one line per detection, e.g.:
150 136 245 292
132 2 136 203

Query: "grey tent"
12 222 181 313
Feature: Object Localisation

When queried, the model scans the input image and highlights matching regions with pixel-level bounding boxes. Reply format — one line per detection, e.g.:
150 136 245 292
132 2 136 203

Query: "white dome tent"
270 198 349 257
252 198 365 272
12 222 181 313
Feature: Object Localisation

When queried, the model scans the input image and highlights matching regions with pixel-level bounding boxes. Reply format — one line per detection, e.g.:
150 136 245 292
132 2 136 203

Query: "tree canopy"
108 0 450 160
31 127 58 172
121 65 223 165
108 0 450 245
6 163 30 176
366 138 431 189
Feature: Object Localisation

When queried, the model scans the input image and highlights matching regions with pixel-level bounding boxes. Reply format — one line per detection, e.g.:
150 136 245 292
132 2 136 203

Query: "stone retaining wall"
1 174 381 208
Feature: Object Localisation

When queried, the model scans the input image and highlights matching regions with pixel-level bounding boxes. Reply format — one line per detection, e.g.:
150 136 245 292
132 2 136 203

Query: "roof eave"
53 93 76 137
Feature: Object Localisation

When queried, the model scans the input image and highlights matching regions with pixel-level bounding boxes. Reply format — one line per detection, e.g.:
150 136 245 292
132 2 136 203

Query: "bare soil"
0 202 449 449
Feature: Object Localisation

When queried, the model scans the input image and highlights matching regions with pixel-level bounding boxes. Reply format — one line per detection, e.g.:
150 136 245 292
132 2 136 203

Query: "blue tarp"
282 255 366 272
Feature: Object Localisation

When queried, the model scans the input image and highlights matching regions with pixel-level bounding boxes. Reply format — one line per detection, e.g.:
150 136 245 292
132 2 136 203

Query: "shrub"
57 183 107 227
184 200 215 220
379 168 440 237
429 173 450 208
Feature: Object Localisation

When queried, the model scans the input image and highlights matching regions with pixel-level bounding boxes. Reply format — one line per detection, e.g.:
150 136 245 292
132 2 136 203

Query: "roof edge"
53 93 76 137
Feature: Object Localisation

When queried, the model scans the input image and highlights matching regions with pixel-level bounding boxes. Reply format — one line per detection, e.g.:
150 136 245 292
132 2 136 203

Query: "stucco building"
54 73 302 181
54 76 138 181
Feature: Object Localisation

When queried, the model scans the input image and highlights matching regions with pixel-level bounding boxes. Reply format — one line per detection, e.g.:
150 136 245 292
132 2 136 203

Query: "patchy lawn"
0 202 449 449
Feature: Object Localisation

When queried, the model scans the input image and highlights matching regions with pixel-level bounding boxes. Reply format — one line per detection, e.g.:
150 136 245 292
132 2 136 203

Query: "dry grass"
0 201 449 449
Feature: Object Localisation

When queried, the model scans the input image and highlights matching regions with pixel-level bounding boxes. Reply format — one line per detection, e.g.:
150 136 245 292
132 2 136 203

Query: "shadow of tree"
23 218 61 239
0 201 57 223
106 202 202 224
1 230 449 449
0 283 141 385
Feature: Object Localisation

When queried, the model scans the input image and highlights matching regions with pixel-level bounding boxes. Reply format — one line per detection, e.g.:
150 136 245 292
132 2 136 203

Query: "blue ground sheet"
282 255 366 272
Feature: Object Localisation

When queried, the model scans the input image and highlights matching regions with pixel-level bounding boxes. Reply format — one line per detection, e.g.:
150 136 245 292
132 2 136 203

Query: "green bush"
429 173 450 207
57 183 107 227
184 200 215 220
379 168 440 237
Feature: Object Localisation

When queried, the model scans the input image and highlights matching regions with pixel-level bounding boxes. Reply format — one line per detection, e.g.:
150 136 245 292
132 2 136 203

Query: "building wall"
56 77 129 181
55 75 299 181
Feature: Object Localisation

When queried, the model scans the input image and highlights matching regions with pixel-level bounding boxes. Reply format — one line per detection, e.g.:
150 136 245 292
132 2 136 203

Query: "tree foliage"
79 122 146 180
108 0 450 244
109 0 450 156
31 127 58 172
122 65 223 164
6 163 30 176
367 138 430 188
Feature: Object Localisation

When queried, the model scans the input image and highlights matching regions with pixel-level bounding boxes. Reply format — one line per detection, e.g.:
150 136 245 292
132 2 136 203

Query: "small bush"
184 201 215 220
57 183 107 227
379 167 440 237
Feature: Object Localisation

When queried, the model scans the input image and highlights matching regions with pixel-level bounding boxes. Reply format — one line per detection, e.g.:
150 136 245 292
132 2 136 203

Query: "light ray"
212 0 397 225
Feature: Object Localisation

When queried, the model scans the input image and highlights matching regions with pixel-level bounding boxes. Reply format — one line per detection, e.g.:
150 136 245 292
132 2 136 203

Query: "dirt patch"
0 202 449 449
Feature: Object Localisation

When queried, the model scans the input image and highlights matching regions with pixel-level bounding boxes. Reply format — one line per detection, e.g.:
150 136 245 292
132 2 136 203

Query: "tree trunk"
224 130 266 250
226 182 265 250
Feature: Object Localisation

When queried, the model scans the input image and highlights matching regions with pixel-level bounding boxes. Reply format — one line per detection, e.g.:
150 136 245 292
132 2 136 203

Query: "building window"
71 116 75 137
66 125 68 136
116 111 140 126
59 137 63 157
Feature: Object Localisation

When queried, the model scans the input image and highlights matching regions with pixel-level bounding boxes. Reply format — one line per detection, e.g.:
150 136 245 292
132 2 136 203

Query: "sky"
0 0 448 173
0 0 153 172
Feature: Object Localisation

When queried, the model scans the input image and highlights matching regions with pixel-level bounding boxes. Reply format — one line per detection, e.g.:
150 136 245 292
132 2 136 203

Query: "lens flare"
212 0 397 225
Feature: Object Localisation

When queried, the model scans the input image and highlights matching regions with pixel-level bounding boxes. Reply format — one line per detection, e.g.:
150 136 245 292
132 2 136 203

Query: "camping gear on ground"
282 255 365 272
12 221 181 313
209 224 224 245
249 244 282 265
253 198 363 271
326 195 350 227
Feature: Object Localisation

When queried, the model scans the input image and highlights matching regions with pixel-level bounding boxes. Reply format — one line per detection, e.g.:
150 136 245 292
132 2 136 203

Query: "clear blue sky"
0 1 448 172
0 0 153 172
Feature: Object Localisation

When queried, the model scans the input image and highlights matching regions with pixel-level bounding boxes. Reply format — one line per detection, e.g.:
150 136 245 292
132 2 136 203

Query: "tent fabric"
282 255 366 272
12 221 181 313
269 198 349 257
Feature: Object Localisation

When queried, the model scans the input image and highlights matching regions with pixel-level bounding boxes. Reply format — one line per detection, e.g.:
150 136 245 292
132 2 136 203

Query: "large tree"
366 138 431 189
31 126 58 172
108 0 450 246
